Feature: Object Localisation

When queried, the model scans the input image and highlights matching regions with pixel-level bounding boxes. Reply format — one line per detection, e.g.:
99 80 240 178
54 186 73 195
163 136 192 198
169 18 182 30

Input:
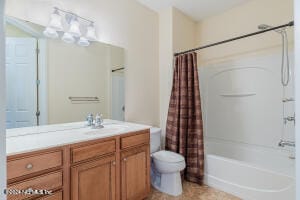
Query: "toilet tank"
150 127 161 153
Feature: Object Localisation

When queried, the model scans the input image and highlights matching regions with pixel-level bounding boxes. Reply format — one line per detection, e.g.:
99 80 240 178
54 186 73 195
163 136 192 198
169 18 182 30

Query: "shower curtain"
165 52 204 184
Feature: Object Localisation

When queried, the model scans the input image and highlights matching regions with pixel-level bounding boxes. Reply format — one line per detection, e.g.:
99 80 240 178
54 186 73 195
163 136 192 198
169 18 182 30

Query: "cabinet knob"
123 158 127 162
26 163 33 170
112 161 116 166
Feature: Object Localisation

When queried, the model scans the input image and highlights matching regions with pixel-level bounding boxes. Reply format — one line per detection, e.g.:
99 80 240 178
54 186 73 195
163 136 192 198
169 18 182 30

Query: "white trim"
106 47 112 119
294 0 300 199
0 0 6 199
37 39 48 125
5 16 43 38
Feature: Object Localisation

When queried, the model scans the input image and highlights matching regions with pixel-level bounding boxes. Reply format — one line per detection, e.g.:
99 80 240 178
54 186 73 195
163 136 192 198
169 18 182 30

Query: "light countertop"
6 119 151 156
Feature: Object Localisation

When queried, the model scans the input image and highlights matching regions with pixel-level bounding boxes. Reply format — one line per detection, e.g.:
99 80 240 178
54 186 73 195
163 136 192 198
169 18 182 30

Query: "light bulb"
85 23 97 41
43 27 59 38
48 9 63 31
77 37 90 47
68 17 81 37
62 32 75 43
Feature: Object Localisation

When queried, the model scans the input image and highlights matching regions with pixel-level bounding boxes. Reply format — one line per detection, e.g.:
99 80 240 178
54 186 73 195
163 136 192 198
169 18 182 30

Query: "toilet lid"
152 150 185 163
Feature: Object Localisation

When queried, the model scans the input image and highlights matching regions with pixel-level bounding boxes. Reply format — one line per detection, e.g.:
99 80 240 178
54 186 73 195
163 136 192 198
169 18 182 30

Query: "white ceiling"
136 0 251 21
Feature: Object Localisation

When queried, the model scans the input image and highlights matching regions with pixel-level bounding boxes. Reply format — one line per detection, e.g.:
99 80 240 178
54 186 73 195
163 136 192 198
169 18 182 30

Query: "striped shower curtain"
165 52 204 184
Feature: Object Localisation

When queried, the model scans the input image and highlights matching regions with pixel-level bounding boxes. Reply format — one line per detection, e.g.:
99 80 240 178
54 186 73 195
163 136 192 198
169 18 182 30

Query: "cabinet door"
121 145 150 200
71 155 116 200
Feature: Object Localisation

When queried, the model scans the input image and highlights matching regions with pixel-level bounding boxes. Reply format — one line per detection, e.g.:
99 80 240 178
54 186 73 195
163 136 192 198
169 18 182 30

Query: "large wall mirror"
5 16 125 129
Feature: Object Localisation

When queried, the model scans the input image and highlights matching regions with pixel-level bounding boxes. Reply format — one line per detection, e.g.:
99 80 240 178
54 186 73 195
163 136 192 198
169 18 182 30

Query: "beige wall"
47 41 116 124
172 8 197 53
159 7 196 146
5 23 32 37
196 0 294 66
5 0 293 130
110 46 125 71
5 21 124 124
159 7 173 146
5 0 159 126
158 0 294 145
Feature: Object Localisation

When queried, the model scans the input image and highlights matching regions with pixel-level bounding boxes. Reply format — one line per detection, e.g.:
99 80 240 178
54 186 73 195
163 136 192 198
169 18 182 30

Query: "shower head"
258 24 285 34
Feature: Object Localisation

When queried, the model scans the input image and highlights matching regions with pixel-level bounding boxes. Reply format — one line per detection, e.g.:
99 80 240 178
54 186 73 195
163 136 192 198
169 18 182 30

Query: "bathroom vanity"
6 120 151 200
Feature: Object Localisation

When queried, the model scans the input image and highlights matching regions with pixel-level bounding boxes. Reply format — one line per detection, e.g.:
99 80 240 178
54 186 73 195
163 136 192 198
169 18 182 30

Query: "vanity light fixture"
43 27 59 38
48 8 63 31
43 7 97 47
62 32 75 44
77 37 90 47
68 17 81 37
85 22 97 41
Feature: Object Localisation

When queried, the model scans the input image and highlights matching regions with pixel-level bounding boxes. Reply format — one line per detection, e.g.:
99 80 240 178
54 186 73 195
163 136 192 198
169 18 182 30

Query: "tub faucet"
278 140 295 147
282 98 294 102
284 114 295 125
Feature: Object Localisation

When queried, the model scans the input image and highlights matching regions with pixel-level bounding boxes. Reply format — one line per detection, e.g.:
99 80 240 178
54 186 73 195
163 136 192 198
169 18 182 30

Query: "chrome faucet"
86 113 94 126
94 113 104 128
278 140 295 147
86 113 104 128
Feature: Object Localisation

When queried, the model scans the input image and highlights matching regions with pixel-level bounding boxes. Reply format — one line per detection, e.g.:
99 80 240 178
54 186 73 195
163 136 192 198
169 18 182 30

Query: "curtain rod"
174 21 294 56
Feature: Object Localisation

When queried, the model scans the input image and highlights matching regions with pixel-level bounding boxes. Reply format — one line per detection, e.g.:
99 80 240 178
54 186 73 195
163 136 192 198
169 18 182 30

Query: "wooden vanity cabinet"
71 155 116 200
7 129 150 200
120 131 150 200
7 149 64 200
37 191 63 200
121 145 150 200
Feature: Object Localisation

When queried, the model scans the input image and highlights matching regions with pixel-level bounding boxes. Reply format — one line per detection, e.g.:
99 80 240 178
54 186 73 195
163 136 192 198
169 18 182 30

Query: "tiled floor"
147 181 241 200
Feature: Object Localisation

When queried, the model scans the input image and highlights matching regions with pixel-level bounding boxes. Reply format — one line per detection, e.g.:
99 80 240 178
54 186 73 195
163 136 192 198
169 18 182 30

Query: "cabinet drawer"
37 191 63 200
7 171 63 200
121 131 149 149
72 139 116 163
7 151 63 180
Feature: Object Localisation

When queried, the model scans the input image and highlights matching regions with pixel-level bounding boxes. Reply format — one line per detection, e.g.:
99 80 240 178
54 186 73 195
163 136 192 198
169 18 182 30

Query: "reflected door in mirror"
6 37 37 129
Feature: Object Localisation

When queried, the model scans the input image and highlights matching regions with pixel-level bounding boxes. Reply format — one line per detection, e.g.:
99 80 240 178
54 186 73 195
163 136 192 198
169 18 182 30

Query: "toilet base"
152 172 183 196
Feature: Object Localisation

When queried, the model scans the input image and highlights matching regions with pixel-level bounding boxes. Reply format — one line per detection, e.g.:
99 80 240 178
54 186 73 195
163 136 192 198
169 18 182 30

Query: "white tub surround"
204 140 295 200
6 119 151 156
199 53 295 200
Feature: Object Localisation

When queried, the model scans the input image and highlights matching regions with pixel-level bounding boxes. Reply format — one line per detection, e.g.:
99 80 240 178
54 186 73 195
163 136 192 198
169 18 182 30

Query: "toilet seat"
152 150 184 163
152 150 186 174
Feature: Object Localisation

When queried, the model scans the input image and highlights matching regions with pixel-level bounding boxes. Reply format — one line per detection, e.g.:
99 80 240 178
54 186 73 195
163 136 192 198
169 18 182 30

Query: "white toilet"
150 127 186 196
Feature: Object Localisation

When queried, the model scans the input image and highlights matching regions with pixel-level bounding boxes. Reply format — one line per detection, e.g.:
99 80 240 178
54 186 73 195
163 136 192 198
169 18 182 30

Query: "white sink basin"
84 124 129 135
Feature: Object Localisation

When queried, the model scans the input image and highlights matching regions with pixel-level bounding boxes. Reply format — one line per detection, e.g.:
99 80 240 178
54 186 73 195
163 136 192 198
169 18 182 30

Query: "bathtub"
204 139 295 200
